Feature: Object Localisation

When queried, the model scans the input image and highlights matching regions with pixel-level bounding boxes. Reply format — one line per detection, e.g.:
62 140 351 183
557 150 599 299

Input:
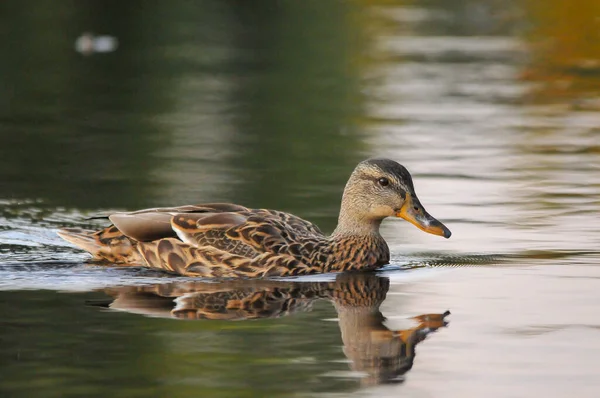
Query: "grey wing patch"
109 212 176 242
127 203 251 215
108 203 253 243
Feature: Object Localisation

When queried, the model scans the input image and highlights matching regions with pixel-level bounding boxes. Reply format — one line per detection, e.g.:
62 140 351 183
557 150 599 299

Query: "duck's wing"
107 204 322 243
108 205 322 255
105 203 251 242
109 204 326 277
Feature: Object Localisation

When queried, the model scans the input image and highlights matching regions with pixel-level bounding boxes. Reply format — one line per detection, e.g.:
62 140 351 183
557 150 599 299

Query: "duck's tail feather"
57 227 142 264
57 228 104 255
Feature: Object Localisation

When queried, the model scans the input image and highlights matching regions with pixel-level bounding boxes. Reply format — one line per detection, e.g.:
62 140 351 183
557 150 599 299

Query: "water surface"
1 1 599 397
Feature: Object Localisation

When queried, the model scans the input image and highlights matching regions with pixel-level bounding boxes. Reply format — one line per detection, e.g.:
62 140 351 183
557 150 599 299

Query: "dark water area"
1 0 600 397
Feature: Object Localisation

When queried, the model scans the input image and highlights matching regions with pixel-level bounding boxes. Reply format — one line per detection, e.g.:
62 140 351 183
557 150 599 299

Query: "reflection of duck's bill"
412 310 451 327
396 193 451 239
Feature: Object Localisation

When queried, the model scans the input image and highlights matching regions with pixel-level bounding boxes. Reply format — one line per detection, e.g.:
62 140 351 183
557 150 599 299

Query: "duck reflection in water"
96 273 449 385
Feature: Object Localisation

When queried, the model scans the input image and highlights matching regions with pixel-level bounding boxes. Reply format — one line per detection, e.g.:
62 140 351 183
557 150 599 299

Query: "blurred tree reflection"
225 0 372 231
0 0 379 226
0 1 179 209
521 0 600 104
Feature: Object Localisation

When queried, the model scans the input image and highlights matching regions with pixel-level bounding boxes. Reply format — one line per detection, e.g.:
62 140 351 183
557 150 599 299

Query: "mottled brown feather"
57 227 141 264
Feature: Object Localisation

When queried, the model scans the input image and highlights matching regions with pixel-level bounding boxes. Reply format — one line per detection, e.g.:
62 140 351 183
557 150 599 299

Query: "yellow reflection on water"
522 0 600 105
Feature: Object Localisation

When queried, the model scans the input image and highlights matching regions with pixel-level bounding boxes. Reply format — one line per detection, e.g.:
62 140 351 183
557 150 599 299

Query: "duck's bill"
396 193 451 239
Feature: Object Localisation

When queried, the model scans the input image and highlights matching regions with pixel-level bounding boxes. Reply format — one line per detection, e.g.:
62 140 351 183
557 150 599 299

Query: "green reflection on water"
0 289 346 398
0 0 369 227
227 1 368 224
1 274 449 398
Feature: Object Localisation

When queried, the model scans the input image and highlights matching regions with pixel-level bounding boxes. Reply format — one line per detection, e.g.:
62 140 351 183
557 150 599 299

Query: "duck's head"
337 158 451 238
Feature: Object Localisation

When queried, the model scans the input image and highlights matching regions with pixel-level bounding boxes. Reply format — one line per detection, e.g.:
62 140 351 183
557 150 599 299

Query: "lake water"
1 1 599 397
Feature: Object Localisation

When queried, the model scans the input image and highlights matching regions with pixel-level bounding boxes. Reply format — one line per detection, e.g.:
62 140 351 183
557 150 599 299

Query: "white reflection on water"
362 6 600 256
372 265 600 398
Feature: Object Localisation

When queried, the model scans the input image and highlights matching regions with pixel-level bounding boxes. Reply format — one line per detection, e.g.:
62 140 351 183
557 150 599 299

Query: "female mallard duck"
58 158 450 277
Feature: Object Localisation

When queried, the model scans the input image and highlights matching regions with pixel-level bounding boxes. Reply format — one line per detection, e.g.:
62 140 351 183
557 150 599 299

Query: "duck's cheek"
368 205 396 219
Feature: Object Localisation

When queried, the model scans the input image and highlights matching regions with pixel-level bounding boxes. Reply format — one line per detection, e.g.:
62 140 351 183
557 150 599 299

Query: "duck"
57 158 451 277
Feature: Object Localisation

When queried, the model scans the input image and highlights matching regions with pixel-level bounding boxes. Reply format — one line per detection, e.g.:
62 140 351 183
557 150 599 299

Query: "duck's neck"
332 192 383 238
327 201 389 272
332 214 383 238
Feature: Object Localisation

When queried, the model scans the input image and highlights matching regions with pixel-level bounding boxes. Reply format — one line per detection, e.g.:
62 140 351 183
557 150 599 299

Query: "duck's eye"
377 177 390 187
